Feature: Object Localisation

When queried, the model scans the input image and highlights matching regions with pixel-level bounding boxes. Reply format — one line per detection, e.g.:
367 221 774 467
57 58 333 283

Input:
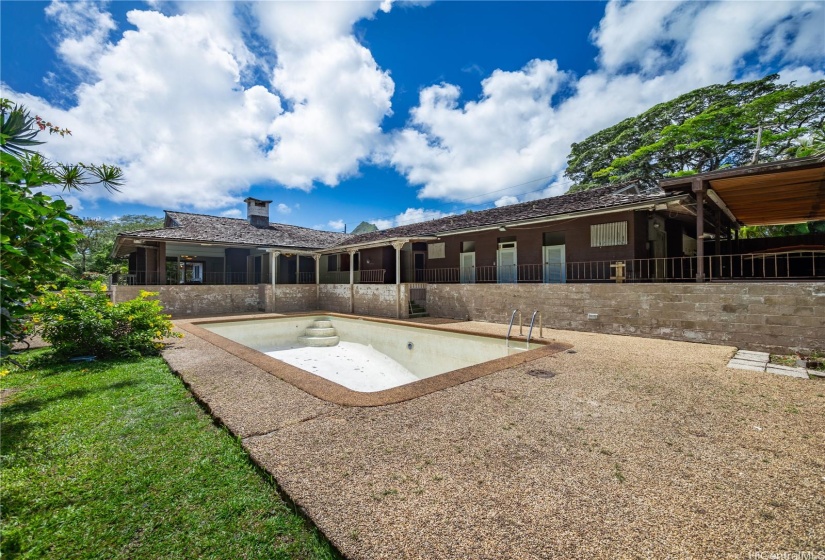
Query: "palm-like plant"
1 99 124 192
1 98 125 358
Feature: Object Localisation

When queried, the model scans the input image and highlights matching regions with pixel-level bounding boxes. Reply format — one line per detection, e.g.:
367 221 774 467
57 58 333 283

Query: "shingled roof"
117 183 683 255
331 183 679 248
121 211 349 249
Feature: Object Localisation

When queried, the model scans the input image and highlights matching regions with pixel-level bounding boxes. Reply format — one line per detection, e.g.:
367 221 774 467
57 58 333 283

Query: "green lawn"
0 351 339 559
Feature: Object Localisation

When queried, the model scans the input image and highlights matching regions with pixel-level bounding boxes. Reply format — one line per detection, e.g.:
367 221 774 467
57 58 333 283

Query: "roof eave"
430 195 688 237
660 155 825 191
320 236 440 254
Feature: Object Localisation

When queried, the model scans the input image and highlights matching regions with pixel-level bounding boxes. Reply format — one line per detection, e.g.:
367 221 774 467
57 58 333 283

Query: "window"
591 221 628 247
327 254 338 271
543 231 565 246
461 241 475 252
428 242 445 259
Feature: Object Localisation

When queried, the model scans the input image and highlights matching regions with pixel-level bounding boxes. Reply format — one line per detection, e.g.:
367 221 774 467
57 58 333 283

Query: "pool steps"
298 319 340 347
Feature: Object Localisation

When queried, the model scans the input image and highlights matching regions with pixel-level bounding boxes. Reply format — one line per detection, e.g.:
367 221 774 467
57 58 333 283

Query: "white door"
497 243 517 283
190 262 203 283
543 245 566 283
460 252 475 283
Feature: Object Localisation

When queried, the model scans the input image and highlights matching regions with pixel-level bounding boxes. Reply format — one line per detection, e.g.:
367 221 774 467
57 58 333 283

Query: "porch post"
314 254 320 285
348 249 356 314
693 178 706 282
392 241 406 319
392 241 405 285
157 243 166 285
295 254 300 284
270 251 279 287
348 250 356 285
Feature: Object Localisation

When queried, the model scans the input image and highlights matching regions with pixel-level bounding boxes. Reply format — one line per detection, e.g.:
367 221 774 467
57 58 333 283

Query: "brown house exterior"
113 156 825 286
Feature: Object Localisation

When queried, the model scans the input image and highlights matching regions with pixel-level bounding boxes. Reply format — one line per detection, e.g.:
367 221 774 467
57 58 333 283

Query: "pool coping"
176 312 572 407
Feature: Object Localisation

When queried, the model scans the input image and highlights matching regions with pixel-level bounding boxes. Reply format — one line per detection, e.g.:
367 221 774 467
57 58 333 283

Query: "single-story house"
113 155 825 287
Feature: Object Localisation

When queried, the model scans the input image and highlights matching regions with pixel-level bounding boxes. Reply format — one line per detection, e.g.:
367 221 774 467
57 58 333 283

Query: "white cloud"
12 0 396 211
777 66 825 85
45 0 116 73
10 0 824 217
253 1 395 188
386 59 571 202
372 208 453 230
494 196 519 208
276 203 292 214
220 208 243 218
388 0 824 205
592 0 692 74
328 219 346 231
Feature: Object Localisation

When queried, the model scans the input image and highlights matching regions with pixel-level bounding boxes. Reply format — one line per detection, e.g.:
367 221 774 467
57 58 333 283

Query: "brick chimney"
244 197 272 228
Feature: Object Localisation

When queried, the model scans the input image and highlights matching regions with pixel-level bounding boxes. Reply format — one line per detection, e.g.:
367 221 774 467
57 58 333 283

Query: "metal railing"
298 272 316 284
360 269 386 284
408 283 427 306
122 271 270 285
318 269 386 284
121 250 824 286
408 250 825 284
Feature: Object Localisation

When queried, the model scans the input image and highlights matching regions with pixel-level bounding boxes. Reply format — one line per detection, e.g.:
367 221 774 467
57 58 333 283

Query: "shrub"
29 282 180 358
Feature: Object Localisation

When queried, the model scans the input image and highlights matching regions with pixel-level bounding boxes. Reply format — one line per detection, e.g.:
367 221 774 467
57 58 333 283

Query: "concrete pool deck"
165 314 825 559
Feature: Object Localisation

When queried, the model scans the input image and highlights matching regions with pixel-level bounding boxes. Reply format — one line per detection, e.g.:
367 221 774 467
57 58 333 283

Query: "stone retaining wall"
266 285 318 313
353 285 408 319
113 282 823 353
112 285 261 316
318 284 352 314
425 282 825 354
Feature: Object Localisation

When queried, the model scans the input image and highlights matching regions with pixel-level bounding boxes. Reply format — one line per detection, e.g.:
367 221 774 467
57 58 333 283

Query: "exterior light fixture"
498 226 507 232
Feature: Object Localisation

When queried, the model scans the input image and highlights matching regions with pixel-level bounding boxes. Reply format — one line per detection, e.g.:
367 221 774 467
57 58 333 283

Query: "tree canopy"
1 99 124 356
72 214 164 275
565 75 825 192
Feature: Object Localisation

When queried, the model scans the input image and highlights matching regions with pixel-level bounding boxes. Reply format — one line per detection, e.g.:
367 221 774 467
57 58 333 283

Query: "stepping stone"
808 369 825 379
727 359 766 372
734 350 770 362
765 364 809 379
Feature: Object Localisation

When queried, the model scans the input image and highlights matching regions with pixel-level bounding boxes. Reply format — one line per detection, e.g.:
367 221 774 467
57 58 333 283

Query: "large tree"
565 75 825 192
71 214 164 275
1 99 123 356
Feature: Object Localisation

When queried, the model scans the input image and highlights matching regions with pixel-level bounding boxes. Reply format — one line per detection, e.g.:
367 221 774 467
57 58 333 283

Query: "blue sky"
2 1 823 231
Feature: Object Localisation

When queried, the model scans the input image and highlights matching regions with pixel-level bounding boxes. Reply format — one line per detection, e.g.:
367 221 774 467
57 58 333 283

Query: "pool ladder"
506 310 539 351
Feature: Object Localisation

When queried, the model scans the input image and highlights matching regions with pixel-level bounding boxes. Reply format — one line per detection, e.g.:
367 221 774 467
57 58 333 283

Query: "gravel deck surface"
164 318 825 559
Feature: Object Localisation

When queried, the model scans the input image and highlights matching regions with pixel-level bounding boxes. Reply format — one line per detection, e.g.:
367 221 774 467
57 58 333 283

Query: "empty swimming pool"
181 313 570 406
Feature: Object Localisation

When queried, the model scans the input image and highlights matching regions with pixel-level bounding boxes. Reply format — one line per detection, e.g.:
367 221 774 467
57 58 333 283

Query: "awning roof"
660 156 825 226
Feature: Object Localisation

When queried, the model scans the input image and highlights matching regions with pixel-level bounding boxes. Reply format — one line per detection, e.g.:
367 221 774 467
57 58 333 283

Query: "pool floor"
265 341 419 392
178 312 572 406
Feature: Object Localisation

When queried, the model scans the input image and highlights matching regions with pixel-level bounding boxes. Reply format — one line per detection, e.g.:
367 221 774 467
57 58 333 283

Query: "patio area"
163 315 825 559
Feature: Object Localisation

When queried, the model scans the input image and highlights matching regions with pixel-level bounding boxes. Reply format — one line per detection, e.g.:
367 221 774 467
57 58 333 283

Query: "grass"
770 350 825 372
0 350 338 560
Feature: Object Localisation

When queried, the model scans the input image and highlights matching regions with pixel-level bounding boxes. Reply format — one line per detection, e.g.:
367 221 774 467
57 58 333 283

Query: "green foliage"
566 75 825 191
73 214 164 275
0 353 338 559
29 283 180 358
1 153 82 356
0 99 125 356
739 221 825 239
